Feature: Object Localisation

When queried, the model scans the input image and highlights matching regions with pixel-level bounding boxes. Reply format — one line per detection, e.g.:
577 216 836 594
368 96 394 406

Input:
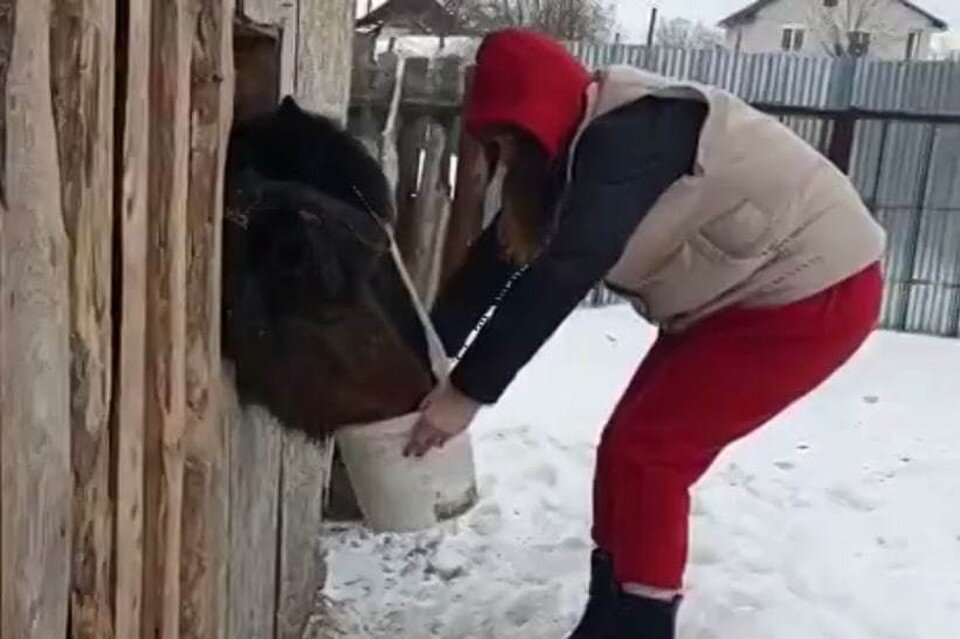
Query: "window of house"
905 30 923 61
781 26 806 52
848 30 871 56
823 0 838 7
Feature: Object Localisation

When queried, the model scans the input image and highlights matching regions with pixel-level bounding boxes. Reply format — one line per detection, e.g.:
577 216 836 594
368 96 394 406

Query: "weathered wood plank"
111 0 151 635
276 432 333 639
226 379 283 639
395 117 429 251
237 0 283 24
278 2 297 99
49 1 116 636
416 121 451 308
233 18 281 122
142 0 192 636
226 4 285 637
0 1 72 636
180 0 234 637
440 70 487 290
395 110 455 306
294 0 353 121
275 3 357 635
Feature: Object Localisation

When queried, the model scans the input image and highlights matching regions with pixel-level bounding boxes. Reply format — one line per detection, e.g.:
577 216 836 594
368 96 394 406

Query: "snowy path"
324 306 960 638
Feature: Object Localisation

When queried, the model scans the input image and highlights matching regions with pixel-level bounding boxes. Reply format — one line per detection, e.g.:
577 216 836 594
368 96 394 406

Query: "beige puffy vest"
568 66 887 332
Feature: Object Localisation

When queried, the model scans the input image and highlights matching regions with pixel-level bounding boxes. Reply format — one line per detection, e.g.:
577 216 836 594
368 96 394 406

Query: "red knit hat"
465 30 591 159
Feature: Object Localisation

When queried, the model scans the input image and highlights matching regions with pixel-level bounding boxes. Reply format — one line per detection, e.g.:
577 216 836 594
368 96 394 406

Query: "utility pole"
646 5 658 47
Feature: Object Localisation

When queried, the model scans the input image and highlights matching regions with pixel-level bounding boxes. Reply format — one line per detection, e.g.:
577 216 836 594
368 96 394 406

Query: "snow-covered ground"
323 305 960 638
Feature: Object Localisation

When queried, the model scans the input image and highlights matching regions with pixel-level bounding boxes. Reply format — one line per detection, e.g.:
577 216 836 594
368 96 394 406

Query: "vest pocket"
699 199 775 260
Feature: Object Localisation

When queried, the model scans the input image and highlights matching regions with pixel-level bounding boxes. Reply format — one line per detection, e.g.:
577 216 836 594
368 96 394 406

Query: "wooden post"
233 19 282 123
827 112 857 174
394 57 431 247
275 2 357 635
401 119 452 307
227 395 283 638
142 0 192 636
112 0 151 635
226 5 286 634
180 0 234 637
825 55 857 174
1 2 73 637
377 52 402 196
440 67 487 291
49 1 117 637
295 0 353 122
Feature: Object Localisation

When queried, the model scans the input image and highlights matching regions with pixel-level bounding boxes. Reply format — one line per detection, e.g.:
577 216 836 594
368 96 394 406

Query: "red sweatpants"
592 263 883 589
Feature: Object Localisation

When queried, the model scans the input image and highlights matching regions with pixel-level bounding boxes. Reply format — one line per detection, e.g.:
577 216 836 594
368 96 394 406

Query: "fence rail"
351 40 960 337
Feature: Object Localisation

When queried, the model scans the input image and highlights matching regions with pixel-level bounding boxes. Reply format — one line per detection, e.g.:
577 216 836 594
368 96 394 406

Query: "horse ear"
279 95 302 117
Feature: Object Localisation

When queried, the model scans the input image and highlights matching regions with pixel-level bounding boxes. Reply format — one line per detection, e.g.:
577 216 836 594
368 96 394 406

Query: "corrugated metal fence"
569 44 960 337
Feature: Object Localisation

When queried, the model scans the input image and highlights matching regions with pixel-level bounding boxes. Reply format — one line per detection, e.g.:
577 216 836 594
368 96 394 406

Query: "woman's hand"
403 382 481 458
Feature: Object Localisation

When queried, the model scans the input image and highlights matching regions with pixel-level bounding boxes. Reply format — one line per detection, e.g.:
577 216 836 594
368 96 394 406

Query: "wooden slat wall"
141 0 192 636
112 0 151 634
181 0 234 637
1 1 73 636
49 0 117 637
1 2 354 637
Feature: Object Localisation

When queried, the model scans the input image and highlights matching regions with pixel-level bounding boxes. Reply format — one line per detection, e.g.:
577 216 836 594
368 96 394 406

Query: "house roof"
356 0 459 35
718 0 948 31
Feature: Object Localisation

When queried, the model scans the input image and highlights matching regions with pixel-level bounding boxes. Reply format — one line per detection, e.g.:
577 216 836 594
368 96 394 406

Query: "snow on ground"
373 36 480 60
324 305 960 638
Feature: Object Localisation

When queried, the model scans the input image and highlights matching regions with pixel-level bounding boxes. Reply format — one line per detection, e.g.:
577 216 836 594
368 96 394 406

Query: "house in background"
719 0 948 60
356 0 459 37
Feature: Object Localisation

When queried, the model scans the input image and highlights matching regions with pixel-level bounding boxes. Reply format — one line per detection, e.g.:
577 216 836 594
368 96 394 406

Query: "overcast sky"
613 0 958 43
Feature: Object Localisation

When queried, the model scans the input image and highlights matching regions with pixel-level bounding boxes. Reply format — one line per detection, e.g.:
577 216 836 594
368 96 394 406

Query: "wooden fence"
1 1 355 637
349 51 488 304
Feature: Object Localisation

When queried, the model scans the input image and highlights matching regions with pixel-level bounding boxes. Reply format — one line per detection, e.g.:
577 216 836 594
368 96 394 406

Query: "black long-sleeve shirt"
431 96 708 404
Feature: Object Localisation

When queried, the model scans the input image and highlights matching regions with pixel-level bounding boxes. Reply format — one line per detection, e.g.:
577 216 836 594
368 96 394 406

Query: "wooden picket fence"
349 50 489 305
348 50 618 309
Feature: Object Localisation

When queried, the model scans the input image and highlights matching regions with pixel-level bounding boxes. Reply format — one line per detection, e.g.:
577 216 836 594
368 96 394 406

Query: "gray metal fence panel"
570 44 960 335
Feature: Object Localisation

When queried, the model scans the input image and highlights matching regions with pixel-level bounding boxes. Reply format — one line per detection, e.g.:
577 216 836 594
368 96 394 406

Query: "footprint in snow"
826 482 883 512
504 585 561 628
523 461 559 487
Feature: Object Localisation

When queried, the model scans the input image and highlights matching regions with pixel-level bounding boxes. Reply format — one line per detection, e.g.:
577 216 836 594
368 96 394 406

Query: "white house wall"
728 0 938 59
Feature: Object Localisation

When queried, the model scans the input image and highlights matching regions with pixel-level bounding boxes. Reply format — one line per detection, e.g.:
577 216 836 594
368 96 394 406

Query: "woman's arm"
430 212 518 356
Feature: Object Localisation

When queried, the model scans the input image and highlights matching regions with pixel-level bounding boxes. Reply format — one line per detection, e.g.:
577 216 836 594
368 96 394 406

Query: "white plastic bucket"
335 412 478 532
332 230 479 531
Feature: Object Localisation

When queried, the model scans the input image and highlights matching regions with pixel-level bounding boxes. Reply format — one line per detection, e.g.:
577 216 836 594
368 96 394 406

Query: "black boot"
613 591 680 639
568 550 680 639
567 549 617 638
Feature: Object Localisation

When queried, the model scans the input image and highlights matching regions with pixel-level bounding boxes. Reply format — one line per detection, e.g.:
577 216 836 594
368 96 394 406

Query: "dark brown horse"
223 98 435 438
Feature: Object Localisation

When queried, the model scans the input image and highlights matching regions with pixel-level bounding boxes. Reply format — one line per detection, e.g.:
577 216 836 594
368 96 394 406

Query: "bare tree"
805 0 897 57
655 17 723 49
444 0 615 41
